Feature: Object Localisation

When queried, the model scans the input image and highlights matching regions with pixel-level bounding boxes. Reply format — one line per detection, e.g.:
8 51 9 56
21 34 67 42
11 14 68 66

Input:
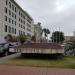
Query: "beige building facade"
64 36 75 42
0 0 34 43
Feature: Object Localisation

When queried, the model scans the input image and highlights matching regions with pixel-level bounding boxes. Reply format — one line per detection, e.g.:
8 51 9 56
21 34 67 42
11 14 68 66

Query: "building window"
9 26 11 33
9 2 11 8
5 7 7 13
12 12 14 17
21 31 22 35
15 15 16 19
5 16 7 21
15 7 16 12
23 32 25 35
27 23 31 28
12 27 14 34
19 18 20 22
19 24 20 27
23 26 25 30
12 4 14 11
21 19 22 23
27 19 31 24
19 30 20 35
9 18 11 23
21 25 22 28
23 16 25 19
9 10 11 15
5 25 7 32
15 21 16 25
15 29 16 34
21 13 22 17
12 20 14 24
6 0 8 5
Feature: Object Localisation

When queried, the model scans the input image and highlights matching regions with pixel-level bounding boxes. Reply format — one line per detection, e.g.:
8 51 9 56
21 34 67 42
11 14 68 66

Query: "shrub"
17 35 27 44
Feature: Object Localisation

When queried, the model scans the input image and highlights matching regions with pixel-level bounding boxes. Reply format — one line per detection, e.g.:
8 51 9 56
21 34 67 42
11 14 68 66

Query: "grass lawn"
4 55 75 69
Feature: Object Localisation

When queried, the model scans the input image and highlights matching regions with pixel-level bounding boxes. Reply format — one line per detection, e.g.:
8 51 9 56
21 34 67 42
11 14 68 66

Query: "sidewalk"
0 65 75 75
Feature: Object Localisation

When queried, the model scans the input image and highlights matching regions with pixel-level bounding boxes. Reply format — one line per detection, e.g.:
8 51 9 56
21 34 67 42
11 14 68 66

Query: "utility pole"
59 27 60 44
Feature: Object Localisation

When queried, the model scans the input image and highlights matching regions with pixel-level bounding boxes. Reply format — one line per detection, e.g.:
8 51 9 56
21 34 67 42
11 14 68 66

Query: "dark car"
0 43 15 56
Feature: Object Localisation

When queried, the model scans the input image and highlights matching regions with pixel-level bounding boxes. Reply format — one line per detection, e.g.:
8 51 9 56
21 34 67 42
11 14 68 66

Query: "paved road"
0 53 21 64
0 65 75 75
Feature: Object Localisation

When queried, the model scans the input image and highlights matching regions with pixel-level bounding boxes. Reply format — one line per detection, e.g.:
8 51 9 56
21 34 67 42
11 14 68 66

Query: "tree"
17 35 27 44
51 31 65 43
11 36 18 42
5 34 12 42
43 28 50 39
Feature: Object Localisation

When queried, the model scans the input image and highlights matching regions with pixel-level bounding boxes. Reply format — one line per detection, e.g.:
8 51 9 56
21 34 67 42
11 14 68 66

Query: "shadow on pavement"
20 53 64 60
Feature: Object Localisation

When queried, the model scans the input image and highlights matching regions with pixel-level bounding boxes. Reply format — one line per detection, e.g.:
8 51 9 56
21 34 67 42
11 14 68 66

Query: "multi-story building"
73 31 75 36
0 0 34 43
64 36 75 42
34 22 42 43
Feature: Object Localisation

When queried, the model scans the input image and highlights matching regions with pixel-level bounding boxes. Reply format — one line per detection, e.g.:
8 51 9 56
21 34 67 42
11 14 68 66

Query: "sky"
15 0 75 36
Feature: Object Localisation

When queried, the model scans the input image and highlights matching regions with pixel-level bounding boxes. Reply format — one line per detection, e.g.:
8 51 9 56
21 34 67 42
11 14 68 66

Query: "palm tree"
43 28 47 38
43 28 50 39
46 29 50 39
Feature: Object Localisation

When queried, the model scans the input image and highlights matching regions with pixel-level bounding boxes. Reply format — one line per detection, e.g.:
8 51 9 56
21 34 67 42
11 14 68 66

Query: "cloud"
15 0 75 36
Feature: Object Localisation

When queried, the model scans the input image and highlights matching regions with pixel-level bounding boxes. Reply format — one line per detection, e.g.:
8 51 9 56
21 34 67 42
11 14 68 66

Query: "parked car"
0 43 15 56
